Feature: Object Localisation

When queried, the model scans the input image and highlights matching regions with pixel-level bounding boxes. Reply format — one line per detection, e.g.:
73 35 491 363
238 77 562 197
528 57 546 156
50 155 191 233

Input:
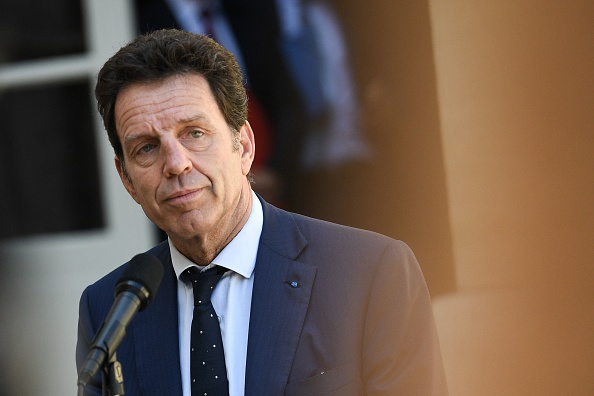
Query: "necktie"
182 265 229 395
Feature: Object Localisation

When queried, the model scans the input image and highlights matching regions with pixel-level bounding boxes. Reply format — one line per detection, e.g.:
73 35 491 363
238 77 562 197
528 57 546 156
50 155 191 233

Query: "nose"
162 139 192 177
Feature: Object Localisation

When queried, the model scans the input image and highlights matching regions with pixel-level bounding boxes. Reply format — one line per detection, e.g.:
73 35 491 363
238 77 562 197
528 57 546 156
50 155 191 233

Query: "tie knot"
181 266 227 306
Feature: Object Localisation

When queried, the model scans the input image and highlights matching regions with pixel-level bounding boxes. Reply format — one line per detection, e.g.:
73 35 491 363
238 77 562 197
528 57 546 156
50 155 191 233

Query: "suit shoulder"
290 210 400 245
283 210 415 264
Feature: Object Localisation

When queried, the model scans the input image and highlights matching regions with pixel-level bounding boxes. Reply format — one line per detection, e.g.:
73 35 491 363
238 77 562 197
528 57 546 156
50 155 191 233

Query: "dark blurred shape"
0 0 86 61
0 0 103 239
0 83 104 238
318 1 457 296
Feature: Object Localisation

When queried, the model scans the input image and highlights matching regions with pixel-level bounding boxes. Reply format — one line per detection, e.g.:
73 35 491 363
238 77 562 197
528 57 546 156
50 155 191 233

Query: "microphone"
77 253 164 388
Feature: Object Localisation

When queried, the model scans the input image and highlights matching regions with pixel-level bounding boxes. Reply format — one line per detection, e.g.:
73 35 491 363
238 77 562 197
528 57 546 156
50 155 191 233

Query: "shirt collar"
170 190 263 280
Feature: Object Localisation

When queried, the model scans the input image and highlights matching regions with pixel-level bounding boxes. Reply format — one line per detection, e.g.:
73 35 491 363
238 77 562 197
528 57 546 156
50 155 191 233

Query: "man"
76 29 447 395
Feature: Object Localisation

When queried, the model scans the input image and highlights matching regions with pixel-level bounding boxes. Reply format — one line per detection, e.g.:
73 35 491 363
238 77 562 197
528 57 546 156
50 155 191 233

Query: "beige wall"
332 0 594 393
334 0 457 298
429 1 594 394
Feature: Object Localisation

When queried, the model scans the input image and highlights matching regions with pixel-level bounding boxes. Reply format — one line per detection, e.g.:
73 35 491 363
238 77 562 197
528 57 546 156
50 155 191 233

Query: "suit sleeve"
362 240 448 395
76 287 103 396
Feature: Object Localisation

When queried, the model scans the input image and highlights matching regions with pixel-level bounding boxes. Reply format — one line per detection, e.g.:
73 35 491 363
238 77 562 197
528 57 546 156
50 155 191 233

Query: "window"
0 0 102 238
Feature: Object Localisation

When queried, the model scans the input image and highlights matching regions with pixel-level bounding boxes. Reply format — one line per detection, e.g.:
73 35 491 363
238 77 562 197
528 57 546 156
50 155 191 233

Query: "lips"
163 188 203 205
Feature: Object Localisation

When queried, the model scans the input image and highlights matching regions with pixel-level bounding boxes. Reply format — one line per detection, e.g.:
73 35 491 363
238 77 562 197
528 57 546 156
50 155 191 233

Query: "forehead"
116 73 214 112
114 74 222 133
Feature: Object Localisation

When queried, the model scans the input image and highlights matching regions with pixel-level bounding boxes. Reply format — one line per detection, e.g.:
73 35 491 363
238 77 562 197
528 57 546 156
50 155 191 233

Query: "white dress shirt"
170 190 263 396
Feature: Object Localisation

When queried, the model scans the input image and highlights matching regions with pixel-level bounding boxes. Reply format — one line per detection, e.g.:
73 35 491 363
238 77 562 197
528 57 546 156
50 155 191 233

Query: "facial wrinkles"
118 115 184 201
112 75 253 258
152 134 212 206
118 98 189 145
116 76 240 202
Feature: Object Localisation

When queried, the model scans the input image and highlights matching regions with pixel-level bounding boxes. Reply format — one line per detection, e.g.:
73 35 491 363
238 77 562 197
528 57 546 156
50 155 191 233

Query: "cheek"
131 173 159 203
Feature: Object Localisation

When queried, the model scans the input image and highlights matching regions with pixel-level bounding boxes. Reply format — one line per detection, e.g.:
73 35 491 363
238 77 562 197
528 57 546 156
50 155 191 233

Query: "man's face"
114 74 254 242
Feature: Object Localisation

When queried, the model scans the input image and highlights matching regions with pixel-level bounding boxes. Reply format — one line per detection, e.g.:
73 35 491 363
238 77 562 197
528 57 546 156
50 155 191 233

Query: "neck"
173 185 253 265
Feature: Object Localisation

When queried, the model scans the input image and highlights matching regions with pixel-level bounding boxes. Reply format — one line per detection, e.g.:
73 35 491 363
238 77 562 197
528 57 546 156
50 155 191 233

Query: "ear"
239 121 256 176
115 156 140 204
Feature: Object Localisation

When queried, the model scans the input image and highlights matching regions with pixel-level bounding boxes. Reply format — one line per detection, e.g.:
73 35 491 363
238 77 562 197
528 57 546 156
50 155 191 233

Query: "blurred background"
0 0 592 394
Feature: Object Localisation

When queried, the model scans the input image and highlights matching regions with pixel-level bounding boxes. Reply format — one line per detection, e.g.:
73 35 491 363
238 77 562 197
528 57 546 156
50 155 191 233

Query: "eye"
140 143 155 153
181 128 210 151
190 130 204 138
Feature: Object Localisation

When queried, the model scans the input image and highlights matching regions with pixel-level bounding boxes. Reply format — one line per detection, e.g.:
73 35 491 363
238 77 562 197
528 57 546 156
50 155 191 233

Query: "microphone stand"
102 352 125 396
77 352 125 396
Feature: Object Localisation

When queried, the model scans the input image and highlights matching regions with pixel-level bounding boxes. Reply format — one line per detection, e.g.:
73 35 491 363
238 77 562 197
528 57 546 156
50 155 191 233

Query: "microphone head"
115 253 164 311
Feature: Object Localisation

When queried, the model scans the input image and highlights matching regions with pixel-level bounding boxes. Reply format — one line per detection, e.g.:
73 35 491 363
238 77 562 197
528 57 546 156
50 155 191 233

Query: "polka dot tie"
182 266 229 395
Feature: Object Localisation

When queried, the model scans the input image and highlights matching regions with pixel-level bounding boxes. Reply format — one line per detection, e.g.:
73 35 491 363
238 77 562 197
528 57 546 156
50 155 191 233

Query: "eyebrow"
178 114 208 124
123 133 150 144
122 113 211 144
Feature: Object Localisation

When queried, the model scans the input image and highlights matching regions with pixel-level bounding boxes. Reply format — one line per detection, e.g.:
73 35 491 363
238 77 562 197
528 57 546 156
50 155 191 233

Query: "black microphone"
77 253 164 388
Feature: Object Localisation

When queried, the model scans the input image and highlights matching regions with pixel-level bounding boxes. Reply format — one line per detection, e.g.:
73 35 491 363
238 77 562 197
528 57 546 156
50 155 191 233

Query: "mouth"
164 188 204 205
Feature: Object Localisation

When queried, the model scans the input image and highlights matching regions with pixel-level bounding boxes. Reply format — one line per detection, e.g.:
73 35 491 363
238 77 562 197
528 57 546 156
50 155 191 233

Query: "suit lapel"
245 200 316 394
131 243 183 395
